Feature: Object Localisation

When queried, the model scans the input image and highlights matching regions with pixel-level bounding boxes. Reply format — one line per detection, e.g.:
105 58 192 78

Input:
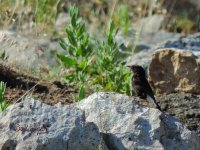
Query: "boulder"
1 93 199 150
0 97 107 150
149 48 200 94
77 93 200 150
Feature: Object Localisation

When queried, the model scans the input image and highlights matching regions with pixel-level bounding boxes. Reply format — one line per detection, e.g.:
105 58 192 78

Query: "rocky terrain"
146 45 200 137
0 93 199 150
0 0 200 149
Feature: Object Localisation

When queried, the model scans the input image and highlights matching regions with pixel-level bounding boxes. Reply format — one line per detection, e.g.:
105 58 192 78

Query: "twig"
14 82 40 104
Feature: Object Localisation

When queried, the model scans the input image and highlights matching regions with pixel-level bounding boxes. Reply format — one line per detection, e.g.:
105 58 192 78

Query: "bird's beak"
126 65 132 68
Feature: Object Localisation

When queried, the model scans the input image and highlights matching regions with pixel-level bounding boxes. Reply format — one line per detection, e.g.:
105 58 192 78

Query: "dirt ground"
0 63 77 105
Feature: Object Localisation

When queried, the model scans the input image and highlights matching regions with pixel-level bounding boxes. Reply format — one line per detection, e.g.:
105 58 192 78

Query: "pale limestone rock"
0 97 107 150
77 92 200 150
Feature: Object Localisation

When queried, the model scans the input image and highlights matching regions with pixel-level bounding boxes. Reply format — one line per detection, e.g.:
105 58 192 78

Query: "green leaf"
108 32 114 44
109 21 115 34
71 14 77 28
69 6 74 17
108 21 115 44
64 74 76 85
93 74 103 84
105 82 112 91
59 39 68 50
0 101 9 112
77 71 87 83
70 5 79 18
66 29 77 47
77 23 85 37
76 46 83 56
0 82 6 102
69 5 78 27
78 85 85 100
0 81 9 112
68 45 76 56
57 54 77 67
83 34 89 47
78 60 87 69
0 51 5 59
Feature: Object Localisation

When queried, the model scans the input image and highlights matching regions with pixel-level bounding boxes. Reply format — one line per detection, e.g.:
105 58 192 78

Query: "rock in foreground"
0 93 199 150
0 98 107 150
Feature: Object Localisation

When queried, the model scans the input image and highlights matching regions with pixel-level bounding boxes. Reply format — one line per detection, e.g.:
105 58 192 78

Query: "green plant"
172 12 194 34
35 0 58 25
93 21 132 95
113 4 130 34
57 5 93 100
57 5 132 101
0 81 9 112
0 50 9 61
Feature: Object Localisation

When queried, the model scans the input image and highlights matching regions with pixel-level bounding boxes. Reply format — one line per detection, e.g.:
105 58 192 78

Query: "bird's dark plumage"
128 65 161 111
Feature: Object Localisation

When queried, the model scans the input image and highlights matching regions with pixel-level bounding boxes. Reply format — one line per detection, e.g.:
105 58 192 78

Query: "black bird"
128 65 162 111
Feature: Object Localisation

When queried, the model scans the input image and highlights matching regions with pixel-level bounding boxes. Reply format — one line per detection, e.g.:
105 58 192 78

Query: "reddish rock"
149 48 200 95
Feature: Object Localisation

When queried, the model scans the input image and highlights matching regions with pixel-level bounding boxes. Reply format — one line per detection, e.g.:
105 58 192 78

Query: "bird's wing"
142 77 155 100
142 77 162 111
132 76 146 98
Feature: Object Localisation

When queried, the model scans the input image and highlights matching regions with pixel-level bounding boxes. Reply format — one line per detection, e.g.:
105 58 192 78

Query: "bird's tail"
147 95 162 111
155 104 162 112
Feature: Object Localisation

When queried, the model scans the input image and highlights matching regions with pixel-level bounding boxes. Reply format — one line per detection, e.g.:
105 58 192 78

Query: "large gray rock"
0 93 199 150
0 97 107 150
77 93 200 150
